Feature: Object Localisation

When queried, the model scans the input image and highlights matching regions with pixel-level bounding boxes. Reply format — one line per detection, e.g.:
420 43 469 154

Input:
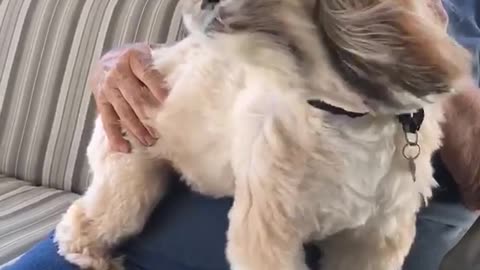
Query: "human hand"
441 89 480 210
428 0 448 26
90 43 167 153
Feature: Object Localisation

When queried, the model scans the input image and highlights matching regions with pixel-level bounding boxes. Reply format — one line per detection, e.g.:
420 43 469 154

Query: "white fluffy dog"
55 0 472 269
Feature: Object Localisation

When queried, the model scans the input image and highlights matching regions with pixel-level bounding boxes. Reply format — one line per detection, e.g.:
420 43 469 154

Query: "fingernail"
147 126 159 139
144 135 157 146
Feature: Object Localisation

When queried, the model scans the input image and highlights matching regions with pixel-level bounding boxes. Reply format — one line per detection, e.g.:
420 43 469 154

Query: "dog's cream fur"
55 0 472 269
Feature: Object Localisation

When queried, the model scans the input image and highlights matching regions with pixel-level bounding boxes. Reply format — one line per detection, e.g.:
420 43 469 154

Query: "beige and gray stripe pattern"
0 0 185 194
0 177 79 264
0 0 185 264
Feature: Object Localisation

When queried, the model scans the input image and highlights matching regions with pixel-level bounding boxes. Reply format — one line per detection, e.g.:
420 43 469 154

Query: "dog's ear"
317 0 473 112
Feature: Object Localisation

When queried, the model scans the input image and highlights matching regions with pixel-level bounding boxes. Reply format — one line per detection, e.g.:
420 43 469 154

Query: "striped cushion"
0 0 185 193
0 178 78 265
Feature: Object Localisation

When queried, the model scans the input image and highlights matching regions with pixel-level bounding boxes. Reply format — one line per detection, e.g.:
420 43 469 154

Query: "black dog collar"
308 99 425 132
309 99 425 183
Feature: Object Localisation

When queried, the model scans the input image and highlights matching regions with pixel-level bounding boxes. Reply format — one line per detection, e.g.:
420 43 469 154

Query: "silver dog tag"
408 159 417 182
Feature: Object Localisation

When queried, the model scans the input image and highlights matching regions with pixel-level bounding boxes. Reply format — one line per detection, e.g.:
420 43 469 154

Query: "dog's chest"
305 113 399 207
311 111 399 179
294 112 414 236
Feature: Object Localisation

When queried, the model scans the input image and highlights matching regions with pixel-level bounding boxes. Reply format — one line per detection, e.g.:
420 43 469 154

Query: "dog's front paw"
55 202 119 270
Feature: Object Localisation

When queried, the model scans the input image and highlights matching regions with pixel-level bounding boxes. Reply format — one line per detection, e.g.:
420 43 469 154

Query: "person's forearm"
440 89 480 210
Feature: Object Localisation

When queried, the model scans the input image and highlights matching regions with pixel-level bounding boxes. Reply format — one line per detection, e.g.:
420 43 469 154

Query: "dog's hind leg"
55 118 170 270
226 91 310 270
318 211 416 270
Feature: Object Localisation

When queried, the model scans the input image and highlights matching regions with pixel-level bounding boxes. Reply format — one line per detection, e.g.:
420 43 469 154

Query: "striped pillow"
0 0 186 194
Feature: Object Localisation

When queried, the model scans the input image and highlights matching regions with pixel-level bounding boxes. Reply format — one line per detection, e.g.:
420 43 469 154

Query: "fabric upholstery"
0 177 78 265
0 0 185 193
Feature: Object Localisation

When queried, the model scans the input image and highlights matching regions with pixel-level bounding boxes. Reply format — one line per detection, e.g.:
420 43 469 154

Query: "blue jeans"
444 0 480 81
5 180 479 270
7 0 480 269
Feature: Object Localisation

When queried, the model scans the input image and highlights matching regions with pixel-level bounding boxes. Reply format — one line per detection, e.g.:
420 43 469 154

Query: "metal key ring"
402 143 421 160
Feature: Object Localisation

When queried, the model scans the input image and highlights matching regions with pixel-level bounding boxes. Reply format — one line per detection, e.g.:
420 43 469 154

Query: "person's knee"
441 218 480 270
404 201 478 270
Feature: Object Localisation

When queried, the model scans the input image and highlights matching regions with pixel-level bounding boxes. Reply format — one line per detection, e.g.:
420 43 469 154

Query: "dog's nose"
201 0 220 10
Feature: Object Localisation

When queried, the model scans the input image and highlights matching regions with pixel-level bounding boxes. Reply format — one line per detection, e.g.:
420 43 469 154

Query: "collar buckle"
398 109 425 182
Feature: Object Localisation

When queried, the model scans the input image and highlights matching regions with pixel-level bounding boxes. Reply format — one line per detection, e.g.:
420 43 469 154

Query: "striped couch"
0 0 478 269
0 0 185 265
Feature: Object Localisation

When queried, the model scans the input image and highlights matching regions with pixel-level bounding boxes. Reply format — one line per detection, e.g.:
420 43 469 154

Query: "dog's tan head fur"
316 0 472 112
183 0 472 114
